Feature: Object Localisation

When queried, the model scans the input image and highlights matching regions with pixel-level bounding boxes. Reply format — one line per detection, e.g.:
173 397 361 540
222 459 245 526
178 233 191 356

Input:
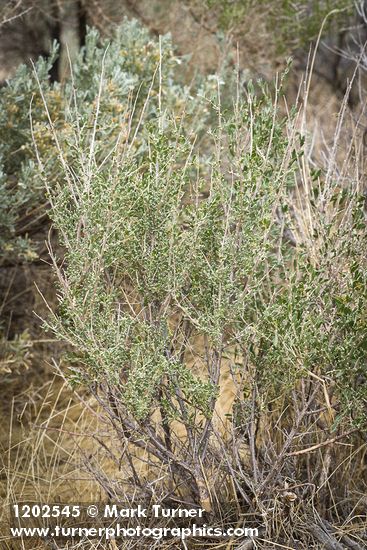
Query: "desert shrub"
0 52 57 261
0 19 209 263
2 15 365 548
0 19 213 384
32 23 367 546
188 0 355 53
0 330 33 377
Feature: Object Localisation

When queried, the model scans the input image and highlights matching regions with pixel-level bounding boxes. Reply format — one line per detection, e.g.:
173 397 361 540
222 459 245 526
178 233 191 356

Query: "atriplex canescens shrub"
33 23 367 511
0 19 209 261
0 19 213 375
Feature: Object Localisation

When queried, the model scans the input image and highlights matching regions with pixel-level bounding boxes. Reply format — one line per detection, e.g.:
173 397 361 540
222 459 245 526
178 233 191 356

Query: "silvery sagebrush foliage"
0 19 208 260
0 52 57 260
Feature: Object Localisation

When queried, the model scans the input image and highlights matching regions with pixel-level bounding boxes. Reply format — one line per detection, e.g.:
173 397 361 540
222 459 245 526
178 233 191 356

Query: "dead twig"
287 429 358 457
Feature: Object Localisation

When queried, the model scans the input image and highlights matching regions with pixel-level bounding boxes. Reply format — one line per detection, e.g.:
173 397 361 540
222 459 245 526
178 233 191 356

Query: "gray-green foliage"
0 17 365 523
1 16 365 432
42 66 299 422
0 53 56 259
0 19 214 390
34 22 219 420
42 74 284 426
34 23 366 430
0 19 202 260
200 0 355 52
0 15 365 542
46 123 219 420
